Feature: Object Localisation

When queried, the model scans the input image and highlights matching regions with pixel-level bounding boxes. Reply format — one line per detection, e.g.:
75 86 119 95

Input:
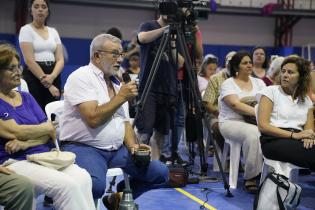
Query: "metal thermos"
118 189 138 210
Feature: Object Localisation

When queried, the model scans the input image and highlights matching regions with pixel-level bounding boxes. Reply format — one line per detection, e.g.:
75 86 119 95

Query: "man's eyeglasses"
2 65 21 73
97 50 125 58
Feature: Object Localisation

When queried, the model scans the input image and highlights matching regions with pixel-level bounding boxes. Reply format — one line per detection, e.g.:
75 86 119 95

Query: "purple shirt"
0 91 51 164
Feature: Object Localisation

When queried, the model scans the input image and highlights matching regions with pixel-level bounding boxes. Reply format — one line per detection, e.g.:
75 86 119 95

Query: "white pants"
8 161 95 210
219 120 263 180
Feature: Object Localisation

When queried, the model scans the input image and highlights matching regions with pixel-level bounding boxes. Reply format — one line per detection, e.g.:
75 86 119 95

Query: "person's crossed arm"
0 119 55 154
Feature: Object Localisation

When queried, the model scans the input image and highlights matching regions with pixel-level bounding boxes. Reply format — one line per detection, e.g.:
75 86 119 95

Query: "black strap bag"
253 172 302 210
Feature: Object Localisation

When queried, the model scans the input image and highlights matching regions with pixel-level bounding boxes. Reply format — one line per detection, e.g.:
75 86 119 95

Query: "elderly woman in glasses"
0 43 95 210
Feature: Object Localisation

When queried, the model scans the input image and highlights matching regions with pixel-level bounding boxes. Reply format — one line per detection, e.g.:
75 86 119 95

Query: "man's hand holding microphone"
120 73 138 107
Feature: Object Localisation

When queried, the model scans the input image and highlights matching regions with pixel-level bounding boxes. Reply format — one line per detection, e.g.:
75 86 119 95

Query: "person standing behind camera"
136 14 184 160
19 0 64 111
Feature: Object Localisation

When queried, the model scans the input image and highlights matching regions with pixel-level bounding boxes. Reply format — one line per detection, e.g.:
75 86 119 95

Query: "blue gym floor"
36 155 315 210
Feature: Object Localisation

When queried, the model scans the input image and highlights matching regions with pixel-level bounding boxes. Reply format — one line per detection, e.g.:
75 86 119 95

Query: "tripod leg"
106 176 117 193
204 114 233 197
188 141 195 165
197 136 207 176
175 28 233 197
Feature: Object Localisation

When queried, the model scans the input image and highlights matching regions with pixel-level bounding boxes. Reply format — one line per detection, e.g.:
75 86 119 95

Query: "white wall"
198 14 275 46
0 0 15 34
49 3 155 39
1 0 315 46
293 18 315 46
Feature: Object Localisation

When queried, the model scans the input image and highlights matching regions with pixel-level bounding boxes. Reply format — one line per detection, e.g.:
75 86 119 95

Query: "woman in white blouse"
257 56 315 171
218 51 266 193
19 0 64 111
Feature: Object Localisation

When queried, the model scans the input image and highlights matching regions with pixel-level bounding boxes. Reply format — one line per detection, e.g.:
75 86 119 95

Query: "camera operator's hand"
138 24 169 44
117 80 138 102
182 7 191 16
192 25 200 33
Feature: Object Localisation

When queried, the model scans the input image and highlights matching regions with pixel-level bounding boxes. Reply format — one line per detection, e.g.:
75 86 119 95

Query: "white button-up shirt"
60 62 130 150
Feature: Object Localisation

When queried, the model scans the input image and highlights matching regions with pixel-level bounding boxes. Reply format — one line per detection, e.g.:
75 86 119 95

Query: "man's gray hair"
89 34 121 59
267 56 285 78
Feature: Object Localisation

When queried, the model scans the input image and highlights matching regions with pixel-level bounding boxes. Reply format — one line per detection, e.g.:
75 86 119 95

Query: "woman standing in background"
19 0 64 111
251 47 269 80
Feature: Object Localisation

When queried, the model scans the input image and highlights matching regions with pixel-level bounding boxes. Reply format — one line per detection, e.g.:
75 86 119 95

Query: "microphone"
51 113 56 121
122 72 131 83
122 72 137 107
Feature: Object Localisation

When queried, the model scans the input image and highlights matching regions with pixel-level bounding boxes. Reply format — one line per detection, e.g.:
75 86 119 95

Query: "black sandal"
102 192 121 210
244 179 258 194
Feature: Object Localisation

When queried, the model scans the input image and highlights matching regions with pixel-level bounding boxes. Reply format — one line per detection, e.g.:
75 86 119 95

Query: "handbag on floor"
253 172 302 210
168 164 189 187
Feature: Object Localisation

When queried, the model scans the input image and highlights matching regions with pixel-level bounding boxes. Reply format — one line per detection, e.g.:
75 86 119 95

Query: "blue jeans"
61 142 169 199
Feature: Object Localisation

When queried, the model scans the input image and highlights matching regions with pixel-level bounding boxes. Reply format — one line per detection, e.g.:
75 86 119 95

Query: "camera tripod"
132 22 233 197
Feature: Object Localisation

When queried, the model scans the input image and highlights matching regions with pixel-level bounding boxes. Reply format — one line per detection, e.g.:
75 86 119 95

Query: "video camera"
159 0 209 42
159 0 209 22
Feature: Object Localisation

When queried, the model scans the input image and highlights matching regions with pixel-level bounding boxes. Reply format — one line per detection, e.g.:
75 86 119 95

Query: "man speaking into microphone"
59 34 168 207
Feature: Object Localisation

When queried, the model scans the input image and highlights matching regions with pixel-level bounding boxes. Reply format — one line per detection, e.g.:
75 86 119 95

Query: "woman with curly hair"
257 56 315 170
218 51 266 193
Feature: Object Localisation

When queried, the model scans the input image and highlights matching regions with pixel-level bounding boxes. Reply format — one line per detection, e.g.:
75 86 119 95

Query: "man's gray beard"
113 65 120 72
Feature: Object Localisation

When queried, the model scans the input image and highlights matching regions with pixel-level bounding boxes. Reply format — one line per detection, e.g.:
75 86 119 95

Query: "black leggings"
23 62 61 111
260 134 315 171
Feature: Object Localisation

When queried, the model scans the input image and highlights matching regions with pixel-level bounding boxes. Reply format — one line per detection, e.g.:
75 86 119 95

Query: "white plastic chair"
259 157 302 185
221 139 242 189
96 168 125 210
45 101 65 141
44 101 126 210
45 100 64 121
203 119 224 172
254 105 303 185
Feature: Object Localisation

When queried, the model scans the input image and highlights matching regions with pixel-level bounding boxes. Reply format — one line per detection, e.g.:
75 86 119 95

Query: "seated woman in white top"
257 56 315 171
218 51 266 193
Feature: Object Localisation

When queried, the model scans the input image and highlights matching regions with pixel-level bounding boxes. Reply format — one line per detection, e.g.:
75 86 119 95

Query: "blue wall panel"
0 33 15 44
0 33 305 89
